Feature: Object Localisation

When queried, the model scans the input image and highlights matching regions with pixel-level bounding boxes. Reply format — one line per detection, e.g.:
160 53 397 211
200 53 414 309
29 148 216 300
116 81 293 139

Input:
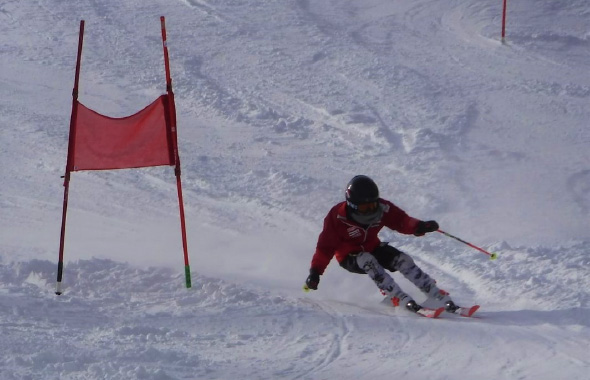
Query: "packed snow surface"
1 0 589 379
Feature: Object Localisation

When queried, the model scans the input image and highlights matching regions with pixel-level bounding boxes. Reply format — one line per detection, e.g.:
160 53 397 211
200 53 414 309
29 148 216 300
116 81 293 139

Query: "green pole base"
184 265 192 288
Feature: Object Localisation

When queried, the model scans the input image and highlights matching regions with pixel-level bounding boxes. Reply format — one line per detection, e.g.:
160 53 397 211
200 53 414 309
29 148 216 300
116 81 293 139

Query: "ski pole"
437 229 498 260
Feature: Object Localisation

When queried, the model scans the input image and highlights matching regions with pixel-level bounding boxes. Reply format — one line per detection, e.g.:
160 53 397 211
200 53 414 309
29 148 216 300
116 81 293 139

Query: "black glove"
305 269 320 290
414 220 439 236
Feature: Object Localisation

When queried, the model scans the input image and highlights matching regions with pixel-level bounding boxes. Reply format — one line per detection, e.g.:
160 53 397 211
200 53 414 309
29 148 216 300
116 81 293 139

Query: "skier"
304 175 460 315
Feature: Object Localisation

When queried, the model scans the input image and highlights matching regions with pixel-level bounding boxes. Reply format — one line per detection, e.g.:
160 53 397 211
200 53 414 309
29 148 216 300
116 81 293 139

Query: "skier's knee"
356 252 396 292
355 252 381 274
395 252 415 272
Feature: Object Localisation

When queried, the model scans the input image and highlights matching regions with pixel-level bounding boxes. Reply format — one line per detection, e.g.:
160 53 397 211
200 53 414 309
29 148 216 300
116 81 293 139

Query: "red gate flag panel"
71 95 174 171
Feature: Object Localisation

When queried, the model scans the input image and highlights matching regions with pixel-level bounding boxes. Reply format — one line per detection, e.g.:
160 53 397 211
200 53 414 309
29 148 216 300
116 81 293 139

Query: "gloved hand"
304 269 320 291
414 220 439 236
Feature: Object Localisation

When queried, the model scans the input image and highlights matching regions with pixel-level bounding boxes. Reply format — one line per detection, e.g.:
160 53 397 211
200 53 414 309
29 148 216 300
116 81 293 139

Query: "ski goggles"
349 201 379 214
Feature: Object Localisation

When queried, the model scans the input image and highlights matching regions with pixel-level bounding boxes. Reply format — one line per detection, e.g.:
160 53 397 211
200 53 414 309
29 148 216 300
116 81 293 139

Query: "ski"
443 300 480 318
452 304 480 318
383 297 445 318
415 306 445 319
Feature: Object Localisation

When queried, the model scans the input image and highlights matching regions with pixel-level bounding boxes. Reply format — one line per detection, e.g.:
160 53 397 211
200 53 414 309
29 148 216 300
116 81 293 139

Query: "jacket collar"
336 201 383 228
336 202 349 220
336 202 365 227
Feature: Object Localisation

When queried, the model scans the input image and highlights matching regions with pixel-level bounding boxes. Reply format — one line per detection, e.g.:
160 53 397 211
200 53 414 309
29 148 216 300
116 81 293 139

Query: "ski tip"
467 305 480 317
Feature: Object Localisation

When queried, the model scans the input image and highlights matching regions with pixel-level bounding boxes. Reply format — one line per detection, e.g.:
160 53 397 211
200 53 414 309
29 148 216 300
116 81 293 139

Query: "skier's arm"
310 213 338 275
382 201 420 234
382 200 439 236
306 211 339 290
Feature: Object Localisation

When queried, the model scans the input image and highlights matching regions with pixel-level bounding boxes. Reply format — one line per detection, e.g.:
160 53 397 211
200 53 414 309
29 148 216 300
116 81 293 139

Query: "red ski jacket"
310 200 421 274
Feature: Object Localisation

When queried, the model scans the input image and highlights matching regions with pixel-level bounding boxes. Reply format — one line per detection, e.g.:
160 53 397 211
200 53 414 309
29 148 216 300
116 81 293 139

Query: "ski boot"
406 299 444 318
444 300 460 313
406 300 422 313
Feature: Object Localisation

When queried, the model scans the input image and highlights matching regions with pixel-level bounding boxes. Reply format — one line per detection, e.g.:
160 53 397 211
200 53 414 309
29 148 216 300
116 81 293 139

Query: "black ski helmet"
345 175 379 208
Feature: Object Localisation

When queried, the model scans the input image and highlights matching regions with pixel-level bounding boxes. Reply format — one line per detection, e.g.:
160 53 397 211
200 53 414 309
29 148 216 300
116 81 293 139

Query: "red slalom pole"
161 16 192 288
438 230 498 260
56 19 85 295
501 0 508 43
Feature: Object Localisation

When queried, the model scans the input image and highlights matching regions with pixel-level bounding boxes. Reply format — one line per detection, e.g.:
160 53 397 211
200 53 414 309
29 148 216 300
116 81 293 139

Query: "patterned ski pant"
339 243 439 302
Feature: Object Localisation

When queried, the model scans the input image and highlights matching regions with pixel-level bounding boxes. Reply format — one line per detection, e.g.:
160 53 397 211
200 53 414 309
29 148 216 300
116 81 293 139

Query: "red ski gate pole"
438 230 498 260
501 0 508 43
161 16 192 288
56 19 85 295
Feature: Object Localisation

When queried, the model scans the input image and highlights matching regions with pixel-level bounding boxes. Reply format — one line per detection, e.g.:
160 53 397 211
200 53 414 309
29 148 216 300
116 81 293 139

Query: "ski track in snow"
1 257 588 379
0 0 589 379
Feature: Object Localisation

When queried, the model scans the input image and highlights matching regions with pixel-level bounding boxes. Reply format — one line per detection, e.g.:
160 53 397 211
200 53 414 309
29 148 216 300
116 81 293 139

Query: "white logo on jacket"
347 226 362 238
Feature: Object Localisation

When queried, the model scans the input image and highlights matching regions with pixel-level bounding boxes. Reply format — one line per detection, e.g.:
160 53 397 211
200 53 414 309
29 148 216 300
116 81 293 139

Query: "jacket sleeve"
310 209 339 275
382 200 421 235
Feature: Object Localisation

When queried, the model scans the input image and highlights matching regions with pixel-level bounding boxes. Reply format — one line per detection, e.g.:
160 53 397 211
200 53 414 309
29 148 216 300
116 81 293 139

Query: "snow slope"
1 0 589 379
